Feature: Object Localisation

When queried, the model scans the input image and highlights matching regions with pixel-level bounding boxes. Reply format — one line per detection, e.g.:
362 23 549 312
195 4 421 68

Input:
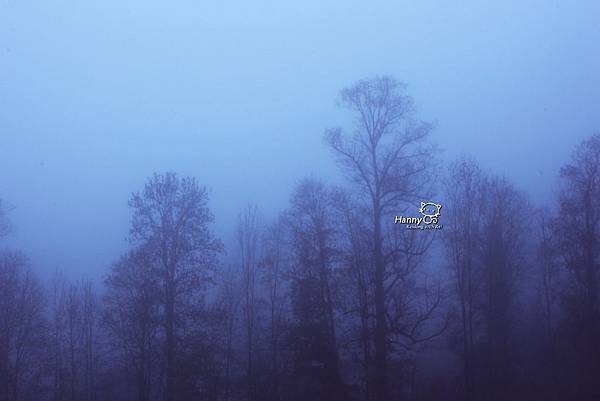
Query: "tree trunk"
165 281 175 401
373 207 387 401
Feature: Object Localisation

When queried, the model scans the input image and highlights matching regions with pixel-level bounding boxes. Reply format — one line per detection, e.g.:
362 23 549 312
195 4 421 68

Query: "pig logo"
419 202 442 225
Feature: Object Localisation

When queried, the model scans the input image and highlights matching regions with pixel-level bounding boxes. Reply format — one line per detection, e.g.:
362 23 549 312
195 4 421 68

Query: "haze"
1 0 599 278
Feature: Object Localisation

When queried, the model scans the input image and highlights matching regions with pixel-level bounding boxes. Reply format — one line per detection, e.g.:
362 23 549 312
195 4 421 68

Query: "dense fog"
1 2 600 401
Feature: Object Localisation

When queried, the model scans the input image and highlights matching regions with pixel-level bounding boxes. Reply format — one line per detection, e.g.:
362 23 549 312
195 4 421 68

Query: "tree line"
1 76 599 401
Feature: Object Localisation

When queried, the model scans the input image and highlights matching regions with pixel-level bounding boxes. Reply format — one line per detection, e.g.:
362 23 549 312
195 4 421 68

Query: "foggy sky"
1 0 599 279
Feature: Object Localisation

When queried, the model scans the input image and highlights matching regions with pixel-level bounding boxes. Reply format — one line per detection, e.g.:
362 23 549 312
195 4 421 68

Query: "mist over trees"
1 77 600 401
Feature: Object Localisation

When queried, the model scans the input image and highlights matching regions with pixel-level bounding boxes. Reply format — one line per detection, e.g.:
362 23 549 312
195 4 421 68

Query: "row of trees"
1 77 599 401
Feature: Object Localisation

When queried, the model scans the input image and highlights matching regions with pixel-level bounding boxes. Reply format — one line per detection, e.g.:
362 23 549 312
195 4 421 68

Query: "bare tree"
552 134 600 397
81 280 99 401
444 162 529 401
325 76 436 401
287 178 347 401
64 283 83 401
50 272 67 401
47 276 99 401
0 251 46 401
237 204 261 401
259 216 290 401
534 210 563 400
129 172 223 401
478 175 529 401
337 194 375 401
104 249 161 401
216 264 242 401
442 157 485 401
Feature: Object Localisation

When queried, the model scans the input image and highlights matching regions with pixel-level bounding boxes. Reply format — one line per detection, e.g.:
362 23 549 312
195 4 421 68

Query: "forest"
1 76 600 401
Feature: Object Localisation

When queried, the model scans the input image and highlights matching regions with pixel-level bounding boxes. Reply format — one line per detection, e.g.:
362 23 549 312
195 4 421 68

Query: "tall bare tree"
325 76 436 401
129 172 222 401
237 204 261 401
260 216 290 401
287 178 347 401
104 249 161 401
49 272 67 401
443 160 529 401
553 134 600 398
0 251 46 401
479 175 529 401
337 193 375 401
64 283 82 401
81 280 99 401
534 211 563 401
443 157 484 401
216 264 242 401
